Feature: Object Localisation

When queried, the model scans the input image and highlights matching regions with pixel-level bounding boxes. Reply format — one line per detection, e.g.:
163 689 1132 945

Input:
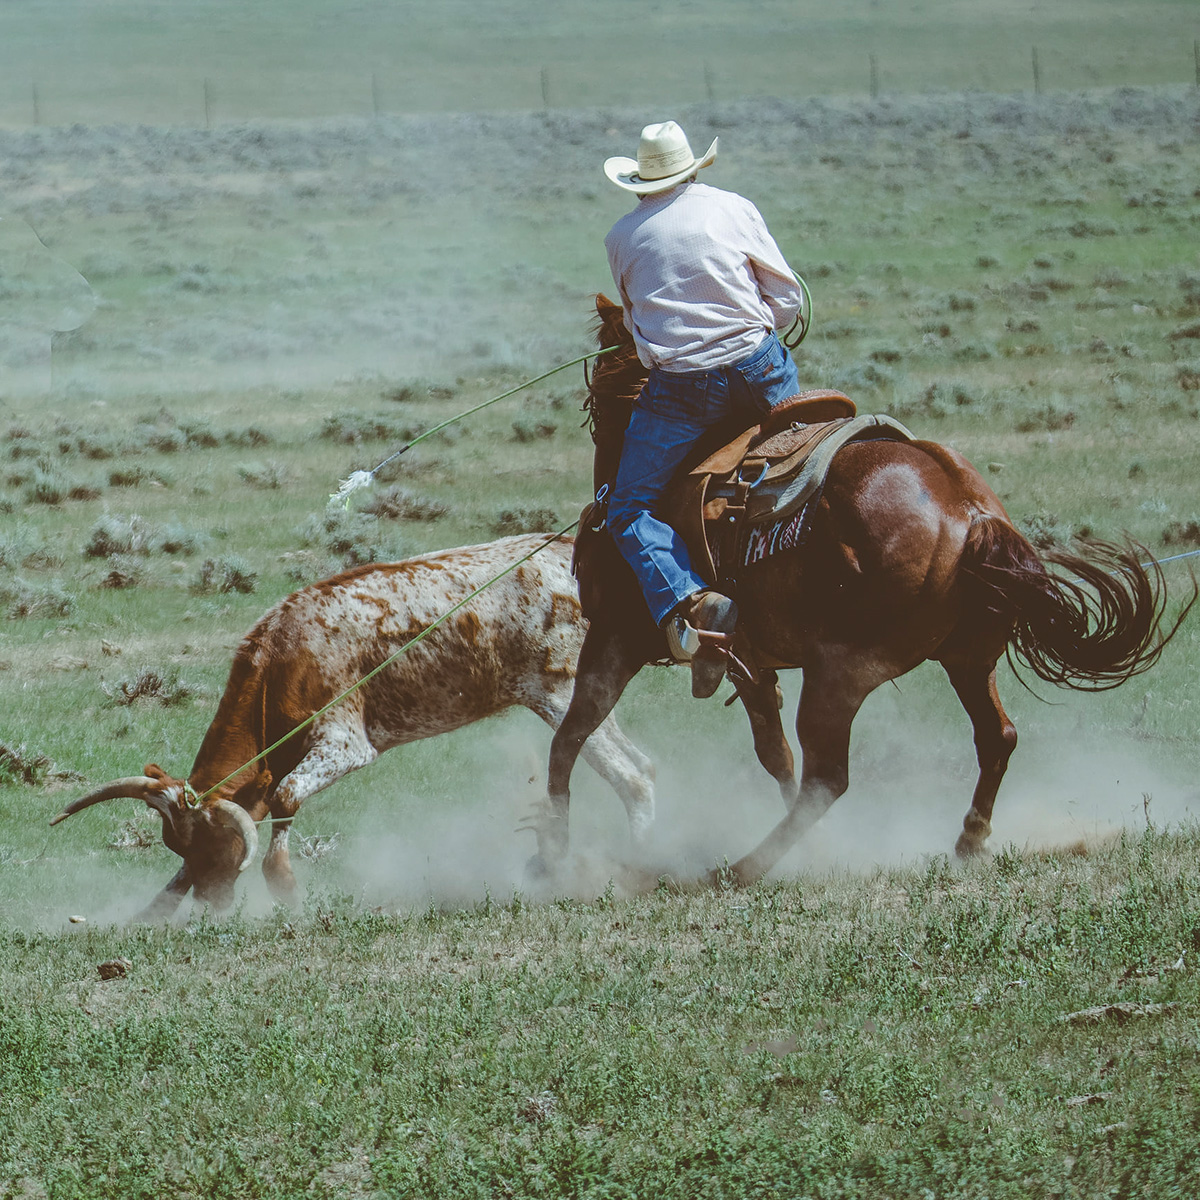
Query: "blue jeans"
607 331 801 625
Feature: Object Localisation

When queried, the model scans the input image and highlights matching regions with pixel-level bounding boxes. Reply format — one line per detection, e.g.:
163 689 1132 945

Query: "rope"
330 347 618 507
191 539 1198 821
1062 545 1200 587
201 346 619 812
1143 548 1200 569
781 273 813 351
193 519 581 805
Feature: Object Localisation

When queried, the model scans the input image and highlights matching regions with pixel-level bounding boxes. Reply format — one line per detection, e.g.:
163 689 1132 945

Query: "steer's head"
50 763 259 912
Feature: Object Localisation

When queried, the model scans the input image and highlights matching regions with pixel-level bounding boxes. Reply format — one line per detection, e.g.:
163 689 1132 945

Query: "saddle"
658 390 914 594
575 389 914 627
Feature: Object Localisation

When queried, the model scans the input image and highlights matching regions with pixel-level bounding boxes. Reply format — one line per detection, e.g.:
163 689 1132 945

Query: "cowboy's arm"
743 205 804 329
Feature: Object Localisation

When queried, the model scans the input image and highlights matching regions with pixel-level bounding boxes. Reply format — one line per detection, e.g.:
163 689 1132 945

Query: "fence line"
17 41 1200 128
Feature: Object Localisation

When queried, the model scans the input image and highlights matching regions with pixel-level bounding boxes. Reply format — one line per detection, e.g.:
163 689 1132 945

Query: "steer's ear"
127 767 197 844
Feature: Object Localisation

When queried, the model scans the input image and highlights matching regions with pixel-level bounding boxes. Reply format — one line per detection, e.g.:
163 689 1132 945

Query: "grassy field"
0 0 1197 126
3 831 1200 1197
0 72 1199 1197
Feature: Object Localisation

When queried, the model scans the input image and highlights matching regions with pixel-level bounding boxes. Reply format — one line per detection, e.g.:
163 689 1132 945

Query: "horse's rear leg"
943 661 1017 857
539 623 644 872
731 668 799 808
724 658 880 885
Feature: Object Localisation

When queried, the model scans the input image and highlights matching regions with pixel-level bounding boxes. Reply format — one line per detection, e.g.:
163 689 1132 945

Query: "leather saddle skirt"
659 390 914 586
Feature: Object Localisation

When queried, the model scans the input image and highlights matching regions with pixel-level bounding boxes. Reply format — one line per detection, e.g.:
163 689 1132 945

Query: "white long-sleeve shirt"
605 181 804 373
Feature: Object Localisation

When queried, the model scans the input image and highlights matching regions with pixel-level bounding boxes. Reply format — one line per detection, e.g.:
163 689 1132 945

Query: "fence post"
869 53 879 99
32 82 40 125
204 78 213 128
372 71 381 116
1032 46 1041 95
540 66 550 110
1194 39 1199 88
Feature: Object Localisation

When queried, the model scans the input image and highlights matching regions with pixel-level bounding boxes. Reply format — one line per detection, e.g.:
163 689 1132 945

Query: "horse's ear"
594 294 629 347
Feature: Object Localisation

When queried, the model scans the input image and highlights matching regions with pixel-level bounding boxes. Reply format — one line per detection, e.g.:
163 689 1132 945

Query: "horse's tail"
960 516 1194 691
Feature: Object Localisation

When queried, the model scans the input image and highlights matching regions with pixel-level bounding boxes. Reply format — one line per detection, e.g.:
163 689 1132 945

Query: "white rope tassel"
324 349 616 511
328 469 376 509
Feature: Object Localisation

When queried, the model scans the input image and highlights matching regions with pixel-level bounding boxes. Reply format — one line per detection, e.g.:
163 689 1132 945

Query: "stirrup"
663 612 702 662
687 591 738 698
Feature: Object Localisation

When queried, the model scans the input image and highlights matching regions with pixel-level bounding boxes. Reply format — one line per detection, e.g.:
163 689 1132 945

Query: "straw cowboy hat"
604 121 718 194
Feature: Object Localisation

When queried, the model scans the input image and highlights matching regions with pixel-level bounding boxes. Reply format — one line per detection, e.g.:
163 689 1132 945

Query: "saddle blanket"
744 502 814 566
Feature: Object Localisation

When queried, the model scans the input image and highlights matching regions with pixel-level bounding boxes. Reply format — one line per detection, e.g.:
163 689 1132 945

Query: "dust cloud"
0 213 94 398
25 672 1196 932
286 670 1198 915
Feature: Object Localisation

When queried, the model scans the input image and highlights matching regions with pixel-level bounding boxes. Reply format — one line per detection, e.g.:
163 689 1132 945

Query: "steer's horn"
49 776 159 826
211 800 259 872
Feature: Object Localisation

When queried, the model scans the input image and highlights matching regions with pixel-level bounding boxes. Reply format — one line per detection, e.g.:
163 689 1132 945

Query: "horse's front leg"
721 653 888 886
732 668 798 809
537 621 644 875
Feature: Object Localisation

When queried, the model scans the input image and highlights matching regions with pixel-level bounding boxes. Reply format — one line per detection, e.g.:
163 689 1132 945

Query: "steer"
50 534 655 917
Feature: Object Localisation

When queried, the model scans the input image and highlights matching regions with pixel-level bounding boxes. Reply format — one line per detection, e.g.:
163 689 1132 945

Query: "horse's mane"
583 294 646 445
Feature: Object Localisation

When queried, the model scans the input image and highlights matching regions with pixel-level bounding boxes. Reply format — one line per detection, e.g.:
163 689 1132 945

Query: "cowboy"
602 120 806 697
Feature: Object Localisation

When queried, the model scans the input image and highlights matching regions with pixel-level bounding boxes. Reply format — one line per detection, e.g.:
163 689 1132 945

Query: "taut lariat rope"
224 347 616 814
330 347 618 508
1144 548 1200 569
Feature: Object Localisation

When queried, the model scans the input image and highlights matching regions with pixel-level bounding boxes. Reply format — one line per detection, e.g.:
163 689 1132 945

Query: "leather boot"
662 590 738 699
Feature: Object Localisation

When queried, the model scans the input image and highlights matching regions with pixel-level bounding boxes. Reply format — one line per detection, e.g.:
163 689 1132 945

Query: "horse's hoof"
954 833 989 859
703 862 747 889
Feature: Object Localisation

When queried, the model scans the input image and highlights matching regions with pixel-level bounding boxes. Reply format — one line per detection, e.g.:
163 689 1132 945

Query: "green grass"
2 830 1200 1197
0 80 1199 1197
1 0 1198 125
0 85 1197 888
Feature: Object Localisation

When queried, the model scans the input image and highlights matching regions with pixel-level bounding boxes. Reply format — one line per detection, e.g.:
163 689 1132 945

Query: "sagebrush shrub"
320 411 418 445
99 555 143 589
295 508 408 567
361 486 448 522
102 668 194 707
194 556 258 594
236 460 288 489
224 427 272 447
511 417 558 442
84 515 153 558
24 471 70 505
489 507 560 536
0 579 73 618
0 742 54 785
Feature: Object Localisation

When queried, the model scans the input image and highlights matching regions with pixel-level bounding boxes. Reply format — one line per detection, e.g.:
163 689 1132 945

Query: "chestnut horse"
534 296 1191 884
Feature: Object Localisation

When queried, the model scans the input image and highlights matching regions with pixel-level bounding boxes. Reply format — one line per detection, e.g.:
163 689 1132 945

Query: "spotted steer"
51 534 655 917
